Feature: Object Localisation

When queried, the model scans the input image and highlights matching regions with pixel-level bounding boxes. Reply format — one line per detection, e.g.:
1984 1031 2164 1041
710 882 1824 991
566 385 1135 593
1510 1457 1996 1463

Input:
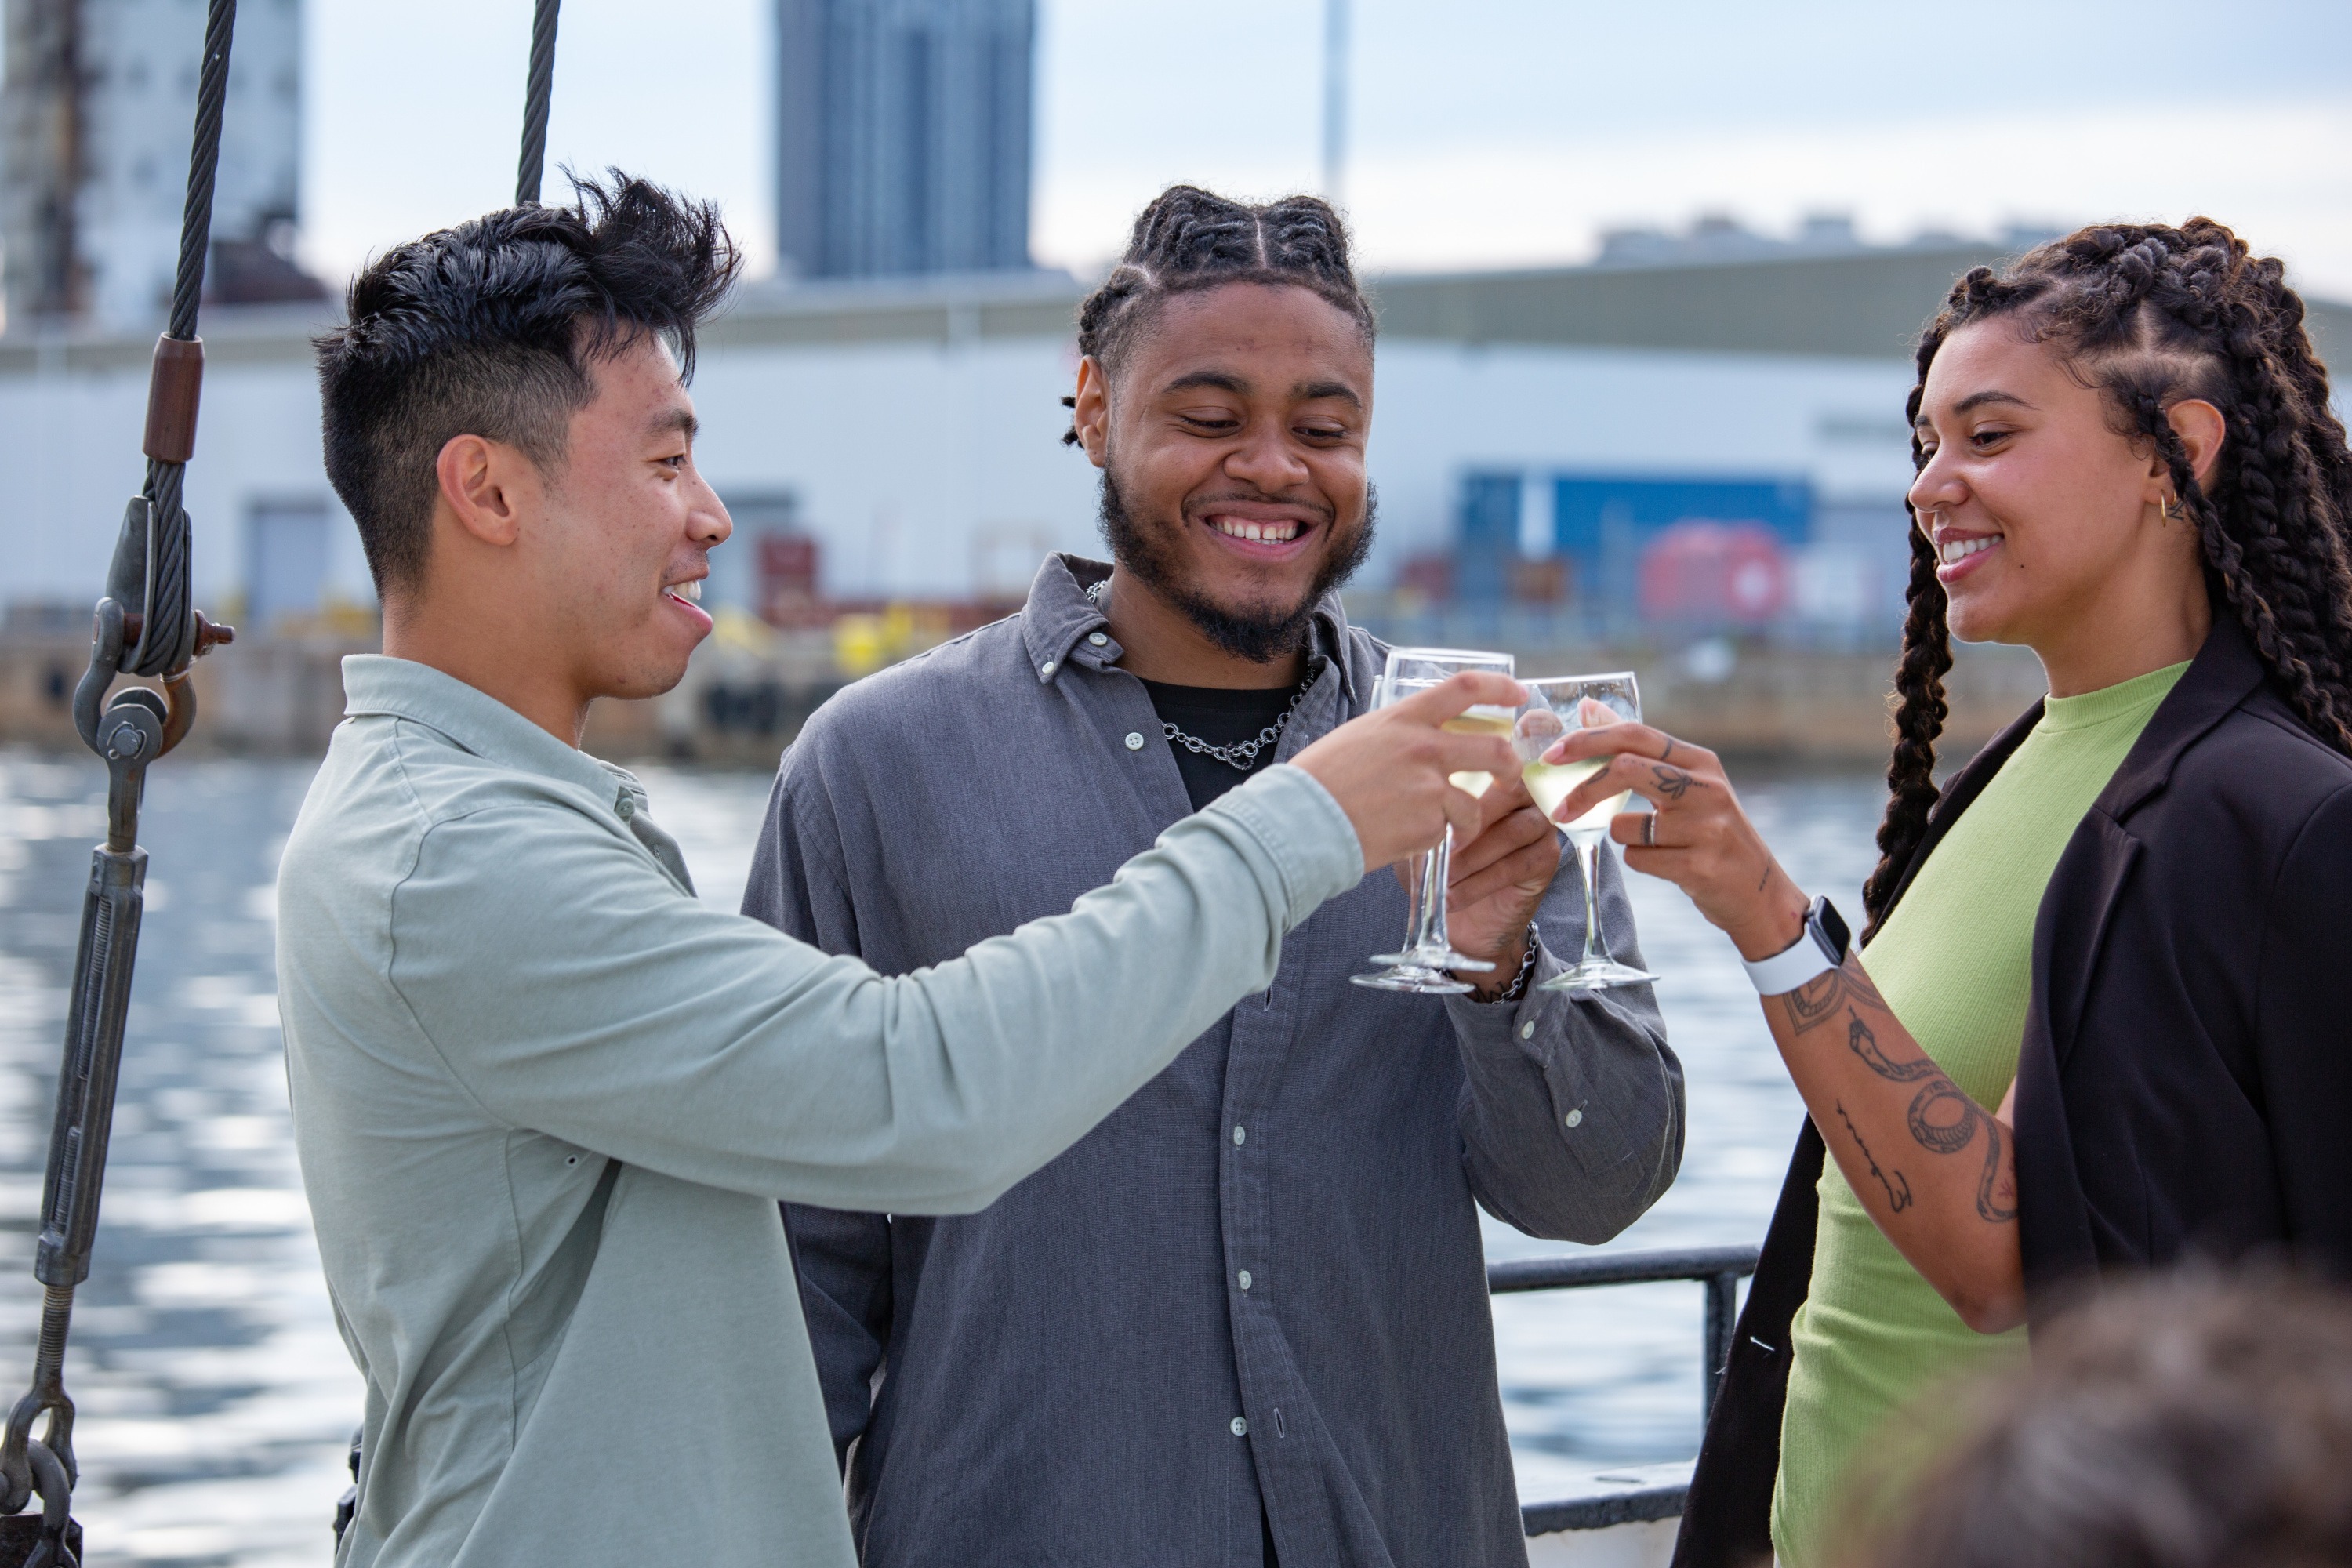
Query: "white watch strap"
1742 925 1838 996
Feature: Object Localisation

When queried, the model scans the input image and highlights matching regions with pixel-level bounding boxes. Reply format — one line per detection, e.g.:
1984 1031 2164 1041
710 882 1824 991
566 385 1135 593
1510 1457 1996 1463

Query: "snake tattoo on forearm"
1783 966 2016 1225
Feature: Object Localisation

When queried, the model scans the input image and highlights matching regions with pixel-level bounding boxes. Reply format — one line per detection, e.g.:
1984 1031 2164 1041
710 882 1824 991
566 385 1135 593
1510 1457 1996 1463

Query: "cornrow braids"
1860 220 2352 934
1059 184 1377 444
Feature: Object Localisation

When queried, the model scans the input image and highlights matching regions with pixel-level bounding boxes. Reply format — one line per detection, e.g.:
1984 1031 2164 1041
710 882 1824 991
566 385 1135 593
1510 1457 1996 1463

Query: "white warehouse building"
2 238 2346 641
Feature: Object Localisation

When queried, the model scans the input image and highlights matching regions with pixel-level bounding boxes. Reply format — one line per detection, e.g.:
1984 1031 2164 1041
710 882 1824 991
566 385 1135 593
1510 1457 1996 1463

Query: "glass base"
1352 963 1475 994
1367 948 1494 972
1539 959 1659 993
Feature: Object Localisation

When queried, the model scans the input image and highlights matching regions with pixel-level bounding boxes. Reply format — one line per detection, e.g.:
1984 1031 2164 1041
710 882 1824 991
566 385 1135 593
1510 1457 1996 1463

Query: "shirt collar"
339 655 633 811
1018 553 1360 704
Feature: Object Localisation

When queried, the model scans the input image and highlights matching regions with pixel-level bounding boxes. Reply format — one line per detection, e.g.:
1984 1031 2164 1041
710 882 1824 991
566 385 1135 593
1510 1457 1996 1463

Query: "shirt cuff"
1444 937 1573 1048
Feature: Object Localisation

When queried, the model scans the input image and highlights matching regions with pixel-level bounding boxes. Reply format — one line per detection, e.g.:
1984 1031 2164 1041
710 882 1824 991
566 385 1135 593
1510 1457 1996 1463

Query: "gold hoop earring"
2161 497 2187 523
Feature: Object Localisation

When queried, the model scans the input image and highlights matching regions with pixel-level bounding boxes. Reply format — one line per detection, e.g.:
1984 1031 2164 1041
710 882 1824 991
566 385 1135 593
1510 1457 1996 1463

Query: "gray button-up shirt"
745 557 1686 1568
277 655 1367 1568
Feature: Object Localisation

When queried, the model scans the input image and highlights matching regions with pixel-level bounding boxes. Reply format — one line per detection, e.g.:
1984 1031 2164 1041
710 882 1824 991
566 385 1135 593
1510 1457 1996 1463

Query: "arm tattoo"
1843 1008 1940 1082
1976 1118 2017 1224
1780 964 1887 1036
1906 1076 1979 1154
1835 1100 1911 1213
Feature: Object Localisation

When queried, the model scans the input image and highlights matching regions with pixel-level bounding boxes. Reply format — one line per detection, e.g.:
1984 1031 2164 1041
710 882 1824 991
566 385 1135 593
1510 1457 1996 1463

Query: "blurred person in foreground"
274 174 1526 1568
742 185 1684 1568
1846 1272 2352 1568
1525 221 2352 1568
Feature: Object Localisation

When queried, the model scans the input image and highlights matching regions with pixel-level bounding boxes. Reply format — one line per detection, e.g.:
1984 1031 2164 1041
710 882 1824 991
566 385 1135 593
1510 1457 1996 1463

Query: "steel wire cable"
516 0 561 205
129 0 238 677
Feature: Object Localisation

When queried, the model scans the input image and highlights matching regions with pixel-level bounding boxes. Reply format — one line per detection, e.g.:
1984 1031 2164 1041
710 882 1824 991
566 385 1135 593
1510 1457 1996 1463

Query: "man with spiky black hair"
277 174 1522 1568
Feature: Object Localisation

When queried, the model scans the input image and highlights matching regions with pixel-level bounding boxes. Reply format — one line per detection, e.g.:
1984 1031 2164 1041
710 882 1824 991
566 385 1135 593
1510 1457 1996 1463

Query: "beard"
1096 466 1377 664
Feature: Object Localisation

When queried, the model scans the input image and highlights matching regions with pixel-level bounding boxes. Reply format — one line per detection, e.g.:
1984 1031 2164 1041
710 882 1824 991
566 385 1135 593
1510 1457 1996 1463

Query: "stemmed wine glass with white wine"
1352 647 1516 993
1514 673 1657 992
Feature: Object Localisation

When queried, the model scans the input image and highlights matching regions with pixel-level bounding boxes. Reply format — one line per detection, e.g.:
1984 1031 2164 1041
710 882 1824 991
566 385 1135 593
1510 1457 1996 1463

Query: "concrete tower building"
1 0 308 334
774 0 1034 280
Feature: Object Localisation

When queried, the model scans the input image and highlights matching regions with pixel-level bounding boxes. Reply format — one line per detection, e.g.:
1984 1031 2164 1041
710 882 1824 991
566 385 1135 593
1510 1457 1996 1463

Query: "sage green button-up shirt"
276 655 1363 1568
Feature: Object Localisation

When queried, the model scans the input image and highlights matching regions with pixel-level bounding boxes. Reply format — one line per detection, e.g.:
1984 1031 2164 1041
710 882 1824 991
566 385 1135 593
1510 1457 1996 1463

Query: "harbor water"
0 750 1886 1565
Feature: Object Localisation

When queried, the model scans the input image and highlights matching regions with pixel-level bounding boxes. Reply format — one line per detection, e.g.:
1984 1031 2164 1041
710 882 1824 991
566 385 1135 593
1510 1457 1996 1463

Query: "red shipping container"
1637 521 1788 626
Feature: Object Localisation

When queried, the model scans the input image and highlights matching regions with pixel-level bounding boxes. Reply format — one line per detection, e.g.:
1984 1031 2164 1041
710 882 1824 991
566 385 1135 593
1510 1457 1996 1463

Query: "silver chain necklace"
1087 578 1309 771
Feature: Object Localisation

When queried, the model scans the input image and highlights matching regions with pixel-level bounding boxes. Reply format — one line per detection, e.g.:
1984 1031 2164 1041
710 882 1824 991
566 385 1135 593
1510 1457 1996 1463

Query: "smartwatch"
1740 896 1852 996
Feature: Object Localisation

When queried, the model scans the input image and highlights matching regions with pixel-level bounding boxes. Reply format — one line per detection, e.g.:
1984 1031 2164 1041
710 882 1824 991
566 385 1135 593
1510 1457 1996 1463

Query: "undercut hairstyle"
1847 1272 2352 1568
316 172 740 595
1060 184 1377 443
1861 220 2352 939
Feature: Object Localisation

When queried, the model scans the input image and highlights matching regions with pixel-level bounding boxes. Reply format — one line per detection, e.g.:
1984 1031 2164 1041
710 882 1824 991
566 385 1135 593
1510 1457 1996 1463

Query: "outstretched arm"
1549 722 2024 1333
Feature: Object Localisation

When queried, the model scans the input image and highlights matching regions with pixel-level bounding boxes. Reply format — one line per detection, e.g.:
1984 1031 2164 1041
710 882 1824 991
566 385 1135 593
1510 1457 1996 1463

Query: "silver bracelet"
1477 921 1542 1004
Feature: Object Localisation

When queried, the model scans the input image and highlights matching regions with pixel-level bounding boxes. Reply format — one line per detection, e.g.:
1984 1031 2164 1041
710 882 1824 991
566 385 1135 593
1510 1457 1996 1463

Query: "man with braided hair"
1519 220 2352 1568
742 185 1685 1567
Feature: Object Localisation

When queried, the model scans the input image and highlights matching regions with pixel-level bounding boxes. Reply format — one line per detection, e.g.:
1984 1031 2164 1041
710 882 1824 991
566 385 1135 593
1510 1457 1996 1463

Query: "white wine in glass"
1352 647 1515 994
1440 710 1515 797
1521 753 1632 837
1512 674 1657 993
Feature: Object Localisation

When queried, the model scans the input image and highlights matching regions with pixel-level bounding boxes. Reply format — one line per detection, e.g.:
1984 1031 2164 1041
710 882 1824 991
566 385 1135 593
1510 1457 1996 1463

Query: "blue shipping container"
1552 472 1813 557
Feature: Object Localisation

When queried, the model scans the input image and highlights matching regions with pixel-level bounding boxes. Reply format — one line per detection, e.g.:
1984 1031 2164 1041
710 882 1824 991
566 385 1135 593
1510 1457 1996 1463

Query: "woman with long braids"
1541 220 2352 1568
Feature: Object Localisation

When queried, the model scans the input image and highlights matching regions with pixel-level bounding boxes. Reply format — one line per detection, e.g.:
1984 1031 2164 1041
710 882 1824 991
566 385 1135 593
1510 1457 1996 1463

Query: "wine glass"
1352 647 1516 993
1513 673 1657 993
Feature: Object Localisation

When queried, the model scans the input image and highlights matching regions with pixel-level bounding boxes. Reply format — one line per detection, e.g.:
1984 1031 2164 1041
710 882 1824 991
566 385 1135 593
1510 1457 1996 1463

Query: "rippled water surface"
0 750 1886 1563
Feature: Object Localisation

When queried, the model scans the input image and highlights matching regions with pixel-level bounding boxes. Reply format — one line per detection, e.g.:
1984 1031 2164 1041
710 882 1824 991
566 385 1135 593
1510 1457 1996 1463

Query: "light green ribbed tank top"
1769 659 2189 1566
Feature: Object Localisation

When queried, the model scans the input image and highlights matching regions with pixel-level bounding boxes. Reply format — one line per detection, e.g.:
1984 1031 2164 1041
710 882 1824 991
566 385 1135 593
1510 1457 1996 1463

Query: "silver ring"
1642 815 1657 848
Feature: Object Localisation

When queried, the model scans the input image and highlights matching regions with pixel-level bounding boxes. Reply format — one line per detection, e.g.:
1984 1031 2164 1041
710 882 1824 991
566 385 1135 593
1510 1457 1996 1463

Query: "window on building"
245 499 330 637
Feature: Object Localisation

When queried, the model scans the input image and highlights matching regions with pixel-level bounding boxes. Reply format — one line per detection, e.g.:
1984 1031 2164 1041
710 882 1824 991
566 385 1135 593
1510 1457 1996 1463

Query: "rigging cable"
516 0 562 205
0 1 242 1561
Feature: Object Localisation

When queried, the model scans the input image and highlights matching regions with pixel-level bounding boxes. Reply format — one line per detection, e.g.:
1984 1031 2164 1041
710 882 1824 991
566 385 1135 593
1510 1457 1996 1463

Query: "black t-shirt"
1138 679 1300 811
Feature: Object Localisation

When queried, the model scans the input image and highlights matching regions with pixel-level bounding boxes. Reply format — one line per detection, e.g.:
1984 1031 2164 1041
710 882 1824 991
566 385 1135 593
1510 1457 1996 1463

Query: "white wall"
0 338 364 612
690 332 1101 601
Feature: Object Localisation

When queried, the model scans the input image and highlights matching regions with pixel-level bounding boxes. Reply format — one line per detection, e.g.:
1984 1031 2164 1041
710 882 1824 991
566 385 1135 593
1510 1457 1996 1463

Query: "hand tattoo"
1650 764 1699 800
1976 1118 2017 1224
1659 738 1676 764
1835 1099 1911 1213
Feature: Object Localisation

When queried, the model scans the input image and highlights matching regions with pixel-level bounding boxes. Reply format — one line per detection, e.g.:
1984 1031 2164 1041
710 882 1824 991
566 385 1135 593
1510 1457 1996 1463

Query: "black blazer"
1672 611 2352 1567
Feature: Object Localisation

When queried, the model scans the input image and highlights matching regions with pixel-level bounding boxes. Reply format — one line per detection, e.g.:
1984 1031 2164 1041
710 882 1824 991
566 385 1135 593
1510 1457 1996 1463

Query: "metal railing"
1488 1243 1759 1536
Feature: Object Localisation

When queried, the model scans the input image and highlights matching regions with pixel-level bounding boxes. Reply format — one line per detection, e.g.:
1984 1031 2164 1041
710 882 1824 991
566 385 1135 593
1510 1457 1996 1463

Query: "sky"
303 0 2352 298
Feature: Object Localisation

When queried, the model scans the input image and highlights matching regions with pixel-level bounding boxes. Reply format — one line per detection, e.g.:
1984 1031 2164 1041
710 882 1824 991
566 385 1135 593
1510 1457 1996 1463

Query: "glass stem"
1576 833 1610 967
1411 826 1457 961
1399 848 1428 951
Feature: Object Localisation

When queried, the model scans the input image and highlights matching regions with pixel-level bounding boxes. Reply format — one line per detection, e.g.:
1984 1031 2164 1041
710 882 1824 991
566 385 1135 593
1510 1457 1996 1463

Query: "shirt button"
1088 631 1109 646
1123 731 1145 751
1232 1124 1246 1145
1565 1108 1584 1128
615 797 635 821
1231 1417 1249 1436
1039 660 1056 678
1519 1020 1535 1040
1237 1269 1253 1290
